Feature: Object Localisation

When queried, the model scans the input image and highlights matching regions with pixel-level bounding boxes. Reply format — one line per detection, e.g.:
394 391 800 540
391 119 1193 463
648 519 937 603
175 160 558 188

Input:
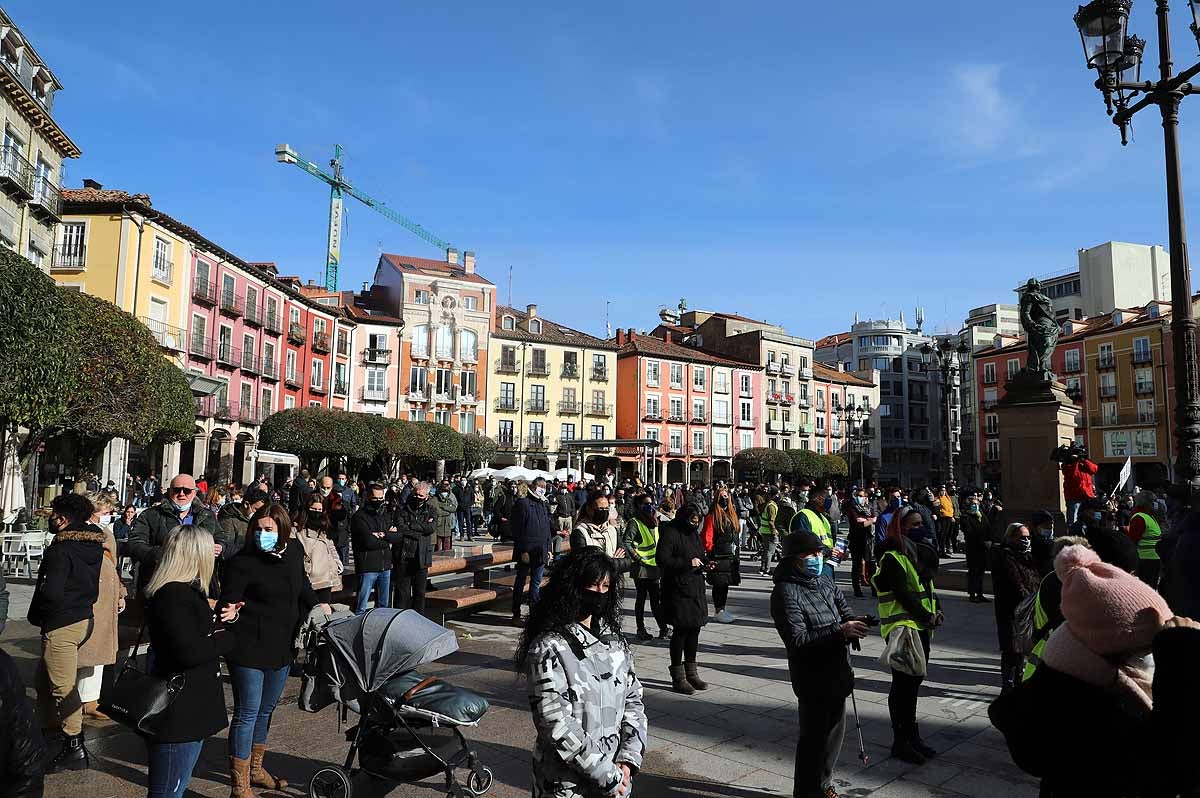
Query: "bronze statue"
1020 278 1059 380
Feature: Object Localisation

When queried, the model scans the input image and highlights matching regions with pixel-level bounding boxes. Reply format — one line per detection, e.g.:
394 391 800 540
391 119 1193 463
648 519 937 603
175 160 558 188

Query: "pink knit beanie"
1055 546 1171 655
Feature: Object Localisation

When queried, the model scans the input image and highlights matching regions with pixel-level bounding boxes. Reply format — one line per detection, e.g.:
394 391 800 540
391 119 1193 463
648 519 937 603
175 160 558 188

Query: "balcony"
285 370 303 389
526 399 549 414
495 358 519 374
29 176 62 221
214 402 236 422
410 347 430 361
561 363 581 379
244 304 263 327
557 438 578 450
689 413 707 424
363 348 392 365
189 334 214 360
668 444 684 455
643 407 663 421
737 415 755 428
1091 412 1159 428
797 396 811 409
51 243 86 271
712 414 732 426
590 367 609 381
408 388 430 405
237 404 266 425
781 393 795 405
460 348 478 365
714 380 730 394
337 336 351 357
264 312 283 336
217 344 241 369
1135 382 1155 395
668 414 687 423
1132 350 1153 365
261 361 279 381
312 332 331 353
287 324 306 346
333 378 348 395
362 386 390 402
587 403 614 418
494 397 518 412
777 363 794 378
1097 354 1117 369
1099 385 1118 398
1063 360 1082 374
766 420 786 434
434 348 455 363
456 391 479 406
800 366 814 379
0 146 32 199
310 377 328 394
151 257 173 286
139 317 185 352
527 436 548 451
799 422 815 435
431 391 455 405
766 393 782 405
692 445 706 456
559 400 582 415
239 352 260 375
766 362 780 375
740 385 754 398
498 435 519 451
526 362 552 378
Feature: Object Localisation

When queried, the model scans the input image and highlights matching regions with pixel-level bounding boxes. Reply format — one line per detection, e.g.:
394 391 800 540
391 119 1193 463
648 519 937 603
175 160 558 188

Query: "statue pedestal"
994 374 1078 533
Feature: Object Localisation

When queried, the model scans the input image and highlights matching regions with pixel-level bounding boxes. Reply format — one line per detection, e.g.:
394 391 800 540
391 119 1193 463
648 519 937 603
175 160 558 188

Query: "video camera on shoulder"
1051 443 1087 464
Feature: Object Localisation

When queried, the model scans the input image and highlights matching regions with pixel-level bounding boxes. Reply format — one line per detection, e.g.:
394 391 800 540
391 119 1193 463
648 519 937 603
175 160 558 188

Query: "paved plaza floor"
2 555 1039 798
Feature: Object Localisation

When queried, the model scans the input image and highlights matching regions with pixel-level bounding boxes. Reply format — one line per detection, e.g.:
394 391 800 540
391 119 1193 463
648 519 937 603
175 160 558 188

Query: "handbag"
98 622 186 737
878 625 927 677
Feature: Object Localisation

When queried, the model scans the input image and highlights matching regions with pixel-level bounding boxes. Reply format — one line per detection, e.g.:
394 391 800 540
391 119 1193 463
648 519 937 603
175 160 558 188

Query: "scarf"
1041 624 1155 714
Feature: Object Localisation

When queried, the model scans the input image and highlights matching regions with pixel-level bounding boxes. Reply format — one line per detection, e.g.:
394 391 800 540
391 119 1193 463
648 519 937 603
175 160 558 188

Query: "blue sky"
16 1 1200 340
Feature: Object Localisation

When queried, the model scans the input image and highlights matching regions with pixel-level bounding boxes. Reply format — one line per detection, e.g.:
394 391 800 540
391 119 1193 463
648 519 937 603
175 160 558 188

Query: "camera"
1051 443 1087 464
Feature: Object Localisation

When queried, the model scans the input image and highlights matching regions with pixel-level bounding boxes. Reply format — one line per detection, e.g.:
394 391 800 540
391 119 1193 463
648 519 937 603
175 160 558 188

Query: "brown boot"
684 662 709 691
249 744 288 790
229 756 255 798
668 664 695 695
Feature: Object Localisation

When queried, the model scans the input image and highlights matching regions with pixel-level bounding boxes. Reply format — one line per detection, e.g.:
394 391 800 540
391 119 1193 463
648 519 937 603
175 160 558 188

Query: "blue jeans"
512 551 545 617
228 664 290 760
147 739 204 798
1066 500 1082 531
356 570 392 615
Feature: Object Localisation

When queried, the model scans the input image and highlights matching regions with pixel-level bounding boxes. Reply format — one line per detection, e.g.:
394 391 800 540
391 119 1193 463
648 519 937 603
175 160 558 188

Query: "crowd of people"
1 457 1198 798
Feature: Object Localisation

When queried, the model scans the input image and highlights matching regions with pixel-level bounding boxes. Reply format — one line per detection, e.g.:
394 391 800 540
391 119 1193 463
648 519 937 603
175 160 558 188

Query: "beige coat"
296 526 343 591
78 528 126 668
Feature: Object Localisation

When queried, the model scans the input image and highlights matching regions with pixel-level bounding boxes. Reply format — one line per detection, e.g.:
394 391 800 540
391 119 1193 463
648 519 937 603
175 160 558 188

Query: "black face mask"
578 590 607 622
368 498 386 510
306 518 323 530
409 495 427 509
591 507 610 524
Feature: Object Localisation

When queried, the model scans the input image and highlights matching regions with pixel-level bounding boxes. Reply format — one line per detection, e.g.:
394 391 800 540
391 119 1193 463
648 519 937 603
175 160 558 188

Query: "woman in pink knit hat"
988 545 1195 798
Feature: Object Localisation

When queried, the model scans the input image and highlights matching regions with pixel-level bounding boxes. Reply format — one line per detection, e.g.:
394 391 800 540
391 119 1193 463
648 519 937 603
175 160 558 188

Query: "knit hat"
1055 546 1171 655
782 529 824 558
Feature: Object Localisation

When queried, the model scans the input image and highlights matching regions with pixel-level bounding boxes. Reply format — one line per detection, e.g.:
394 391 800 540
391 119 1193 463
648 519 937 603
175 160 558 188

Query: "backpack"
1012 592 1040 655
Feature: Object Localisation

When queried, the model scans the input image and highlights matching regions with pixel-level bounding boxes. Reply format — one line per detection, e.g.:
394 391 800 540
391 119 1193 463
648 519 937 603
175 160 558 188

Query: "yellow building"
486 304 619 470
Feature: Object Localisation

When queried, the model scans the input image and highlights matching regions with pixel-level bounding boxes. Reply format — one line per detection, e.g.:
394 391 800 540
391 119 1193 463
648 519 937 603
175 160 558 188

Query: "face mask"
256 529 279 551
172 498 193 514
319 487 332 497
409 494 427 508
589 507 609 524
337 479 346 487
1016 538 1032 554
1039 528 1054 540
718 497 729 507
1089 512 1103 526
534 487 547 499
560 488 568 495
369 498 386 510
638 503 654 517
968 503 980 514
578 590 606 622
797 492 809 505
307 515 323 530
802 554 824 577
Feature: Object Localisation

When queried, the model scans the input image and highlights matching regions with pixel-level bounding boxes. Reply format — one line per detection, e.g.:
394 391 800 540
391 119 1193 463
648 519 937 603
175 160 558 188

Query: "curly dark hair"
50 493 95 526
514 547 626 674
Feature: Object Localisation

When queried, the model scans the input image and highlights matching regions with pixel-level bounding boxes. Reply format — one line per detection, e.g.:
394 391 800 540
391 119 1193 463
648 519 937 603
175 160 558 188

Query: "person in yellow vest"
623 492 668 641
1126 490 1163 588
1021 537 1092 683
790 492 836 580
757 488 781 576
872 507 942 766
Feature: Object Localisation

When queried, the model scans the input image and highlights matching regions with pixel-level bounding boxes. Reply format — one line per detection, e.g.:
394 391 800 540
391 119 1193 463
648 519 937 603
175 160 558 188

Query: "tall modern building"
1015 241 1171 322
0 8 81 268
816 311 959 487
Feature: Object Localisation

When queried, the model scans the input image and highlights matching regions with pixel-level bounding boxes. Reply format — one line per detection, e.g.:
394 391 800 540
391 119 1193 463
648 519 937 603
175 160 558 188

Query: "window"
1066 376 1081 395
527 421 544 444
670 363 683 387
435 368 453 396
646 396 661 418
669 430 683 453
502 315 515 330
335 362 348 393
985 414 999 435
314 317 327 337
414 289 430 305
411 325 429 357
435 326 453 358
1065 349 1081 372
26 235 46 268
591 389 605 411
714 399 730 424
289 307 301 327
1099 371 1117 397
563 386 577 405
740 431 754 450
464 296 478 311
692 430 705 454
364 367 386 395
1138 398 1156 423
1006 359 1020 380
693 367 706 390
592 353 606 376
769 438 778 449
1103 401 1118 426
311 359 324 390
531 348 548 373
459 329 478 361
218 325 233 359
153 237 172 280
740 373 752 395
1133 337 1152 363
459 410 476 431
670 397 683 420
561 423 576 441
740 400 752 423
460 370 477 397
646 360 660 386
263 341 276 371
767 350 776 364
692 399 706 421
261 387 274 413
983 363 996 384
499 419 514 443
245 285 259 316
435 410 451 426
242 333 255 360
1099 342 1115 366
499 382 515 407
530 384 546 408
410 367 428 394
817 439 826 454
529 319 542 334
591 425 605 439
782 439 792 450
768 379 777 395
284 395 295 410
1135 367 1154 393
58 222 85 266
986 439 1000 461
240 381 252 410
715 370 729 393
409 410 423 421
286 350 297 381
816 415 825 432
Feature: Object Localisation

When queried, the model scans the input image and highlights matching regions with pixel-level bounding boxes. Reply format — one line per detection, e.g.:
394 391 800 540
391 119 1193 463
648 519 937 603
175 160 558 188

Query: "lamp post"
921 340 970 484
1074 0 1200 499
835 405 870 482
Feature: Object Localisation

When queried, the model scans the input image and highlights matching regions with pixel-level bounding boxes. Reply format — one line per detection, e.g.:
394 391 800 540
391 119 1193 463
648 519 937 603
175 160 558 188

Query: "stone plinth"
994 374 1078 533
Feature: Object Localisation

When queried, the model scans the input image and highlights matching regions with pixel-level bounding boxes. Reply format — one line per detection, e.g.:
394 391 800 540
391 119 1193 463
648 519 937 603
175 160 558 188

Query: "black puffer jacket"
656 517 708 629
0 648 43 798
393 499 437 570
770 559 854 701
127 501 223 593
218 543 319 669
26 525 105 634
511 495 552 554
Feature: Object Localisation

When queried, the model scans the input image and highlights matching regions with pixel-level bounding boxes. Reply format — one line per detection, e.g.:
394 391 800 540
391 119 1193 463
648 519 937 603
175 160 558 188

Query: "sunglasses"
170 486 195 495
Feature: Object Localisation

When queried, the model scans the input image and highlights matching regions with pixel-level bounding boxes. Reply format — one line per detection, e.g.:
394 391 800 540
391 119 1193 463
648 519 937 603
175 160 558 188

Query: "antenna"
507 266 513 306
606 300 612 339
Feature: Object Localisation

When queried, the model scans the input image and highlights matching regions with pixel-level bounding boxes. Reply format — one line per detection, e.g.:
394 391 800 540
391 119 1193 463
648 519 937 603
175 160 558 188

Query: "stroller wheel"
468 766 494 794
309 765 353 798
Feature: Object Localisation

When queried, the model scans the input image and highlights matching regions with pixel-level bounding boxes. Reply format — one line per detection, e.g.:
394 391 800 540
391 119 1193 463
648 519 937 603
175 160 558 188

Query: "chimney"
307 279 316 286
82 178 103 190
463 250 476 274
446 248 459 266
616 329 627 346
361 281 369 292
526 303 538 319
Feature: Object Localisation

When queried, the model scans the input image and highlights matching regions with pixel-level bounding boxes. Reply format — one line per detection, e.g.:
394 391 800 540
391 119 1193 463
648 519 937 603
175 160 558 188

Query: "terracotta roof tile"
815 332 852 348
380 253 494 286
618 333 761 369
812 362 875 387
494 305 617 349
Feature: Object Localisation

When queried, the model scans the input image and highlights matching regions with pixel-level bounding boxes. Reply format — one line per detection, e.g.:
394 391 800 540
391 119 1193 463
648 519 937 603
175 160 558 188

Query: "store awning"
187 373 226 397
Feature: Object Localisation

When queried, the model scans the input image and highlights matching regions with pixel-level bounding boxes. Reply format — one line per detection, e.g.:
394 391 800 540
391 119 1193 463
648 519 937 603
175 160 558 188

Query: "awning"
187 373 225 397
250 449 300 467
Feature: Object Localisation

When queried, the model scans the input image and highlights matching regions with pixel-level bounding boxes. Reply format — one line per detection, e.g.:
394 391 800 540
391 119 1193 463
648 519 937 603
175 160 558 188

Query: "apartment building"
1015 241 1171 322
486 304 619 470
275 276 338 413
0 10 80 270
614 328 762 485
811 364 881 470
362 250 492 433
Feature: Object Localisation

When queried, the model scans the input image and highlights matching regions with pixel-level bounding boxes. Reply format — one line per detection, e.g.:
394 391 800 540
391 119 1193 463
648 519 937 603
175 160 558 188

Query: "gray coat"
433 492 458 538
526 624 647 797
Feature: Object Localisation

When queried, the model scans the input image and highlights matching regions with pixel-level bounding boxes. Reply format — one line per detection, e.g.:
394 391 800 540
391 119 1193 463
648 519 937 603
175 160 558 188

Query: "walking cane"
849 686 869 765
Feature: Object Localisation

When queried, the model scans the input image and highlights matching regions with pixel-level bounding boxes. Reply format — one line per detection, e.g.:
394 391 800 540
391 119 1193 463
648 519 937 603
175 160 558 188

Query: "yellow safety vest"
1133 512 1162 561
1022 591 1051 682
797 508 833 550
630 518 658 567
759 501 779 536
872 550 937 639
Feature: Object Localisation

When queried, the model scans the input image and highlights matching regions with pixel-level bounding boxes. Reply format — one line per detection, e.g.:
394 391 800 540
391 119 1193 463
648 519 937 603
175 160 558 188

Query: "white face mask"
534 487 547 500
319 487 332 497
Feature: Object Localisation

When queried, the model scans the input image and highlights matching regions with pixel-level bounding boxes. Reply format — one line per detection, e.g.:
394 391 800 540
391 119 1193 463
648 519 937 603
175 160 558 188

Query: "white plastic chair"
20 530 46 578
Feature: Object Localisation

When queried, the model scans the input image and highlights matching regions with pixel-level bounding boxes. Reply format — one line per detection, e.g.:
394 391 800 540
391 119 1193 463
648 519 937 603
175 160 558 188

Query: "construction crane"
275 143 454 291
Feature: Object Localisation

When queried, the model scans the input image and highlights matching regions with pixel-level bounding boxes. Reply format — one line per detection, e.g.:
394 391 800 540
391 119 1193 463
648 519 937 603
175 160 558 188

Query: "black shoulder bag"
99 621 186 738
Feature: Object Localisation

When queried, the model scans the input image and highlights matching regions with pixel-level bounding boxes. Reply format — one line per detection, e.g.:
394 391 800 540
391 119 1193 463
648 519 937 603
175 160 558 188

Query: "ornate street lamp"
1075 0 1200 501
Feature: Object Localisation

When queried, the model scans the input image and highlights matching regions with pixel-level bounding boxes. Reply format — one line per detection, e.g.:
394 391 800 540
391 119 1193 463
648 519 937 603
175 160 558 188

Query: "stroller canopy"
325 609 459 693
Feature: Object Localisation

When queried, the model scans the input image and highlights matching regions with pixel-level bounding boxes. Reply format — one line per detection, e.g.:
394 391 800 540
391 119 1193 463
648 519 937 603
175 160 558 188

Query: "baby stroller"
304 609 493 798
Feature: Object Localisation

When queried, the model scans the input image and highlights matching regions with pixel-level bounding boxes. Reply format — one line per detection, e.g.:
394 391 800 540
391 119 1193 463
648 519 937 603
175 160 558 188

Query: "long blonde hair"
145 525 215 598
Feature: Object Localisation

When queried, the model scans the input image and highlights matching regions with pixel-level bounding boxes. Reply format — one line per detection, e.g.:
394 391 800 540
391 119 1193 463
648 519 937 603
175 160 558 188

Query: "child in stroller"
302 608 493 798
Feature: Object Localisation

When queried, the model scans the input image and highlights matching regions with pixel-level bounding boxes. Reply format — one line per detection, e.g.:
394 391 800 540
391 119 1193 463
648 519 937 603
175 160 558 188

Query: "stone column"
191 433 209 478
99 438 130 486
218 437 236 484
994 375 1079 532
161 441 181 483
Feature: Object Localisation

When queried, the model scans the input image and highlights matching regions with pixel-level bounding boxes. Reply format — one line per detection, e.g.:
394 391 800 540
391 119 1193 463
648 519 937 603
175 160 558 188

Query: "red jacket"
1061 459 1098 501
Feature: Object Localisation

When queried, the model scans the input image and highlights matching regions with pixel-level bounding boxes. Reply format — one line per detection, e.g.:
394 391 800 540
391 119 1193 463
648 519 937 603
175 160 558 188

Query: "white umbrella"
468 467 496 479
0 430 24 524
494 465 539 481
553 467 596 482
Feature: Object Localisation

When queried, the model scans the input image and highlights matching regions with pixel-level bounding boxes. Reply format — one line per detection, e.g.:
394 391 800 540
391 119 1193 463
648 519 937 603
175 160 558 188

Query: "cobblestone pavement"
3 554 1038 798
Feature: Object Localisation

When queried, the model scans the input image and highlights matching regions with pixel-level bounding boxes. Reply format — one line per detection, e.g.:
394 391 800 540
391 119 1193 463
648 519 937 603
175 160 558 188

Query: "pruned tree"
821 453 849 479
461 433 498 470
733 447 793 479
787 448 824 481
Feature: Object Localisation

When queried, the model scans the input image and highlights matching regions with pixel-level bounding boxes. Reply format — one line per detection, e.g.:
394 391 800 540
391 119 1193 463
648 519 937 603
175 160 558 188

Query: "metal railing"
139 317 185 351
712 415 732 425
689 413 707 424
527 436 548 451
586 403 614 417
643 407 662 421
244 304 263 326
220 291 243 317
192 279 217 304
30 176 62 219
51 243 86 271
495 358 519 374
362 386 390 402
527 362 551 377
561 364 581 379
1099 385 1118 398
0 146 33 198
189 334 214 359
1090 412 1158 428
261 360 279 381
408 388 430 404
285 370 303 388
264 311 282 335
494 397 518 411
240 352 260 374
1132 350 1153 365
1097 354 1117 369
766 362 780 374
287 324 306 345
310 375 327 393
1135 382 1155 395
558 400 582 414
217 344 241 367
590 367 609 381
333 379 348 395
312 332 331 353
151 257 173 285
498 435 519 450
363 348 392 364
526 399 549 413
799 366 813 379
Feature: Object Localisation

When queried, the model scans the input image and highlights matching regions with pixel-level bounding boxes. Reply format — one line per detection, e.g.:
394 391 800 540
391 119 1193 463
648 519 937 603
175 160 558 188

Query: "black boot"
45 732 89 773
891 736 926 765
635 627 653 642
910 722 937 759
